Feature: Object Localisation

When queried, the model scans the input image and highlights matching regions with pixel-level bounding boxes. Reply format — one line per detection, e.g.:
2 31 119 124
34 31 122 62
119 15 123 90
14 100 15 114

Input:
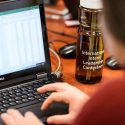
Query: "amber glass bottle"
75 0 104 84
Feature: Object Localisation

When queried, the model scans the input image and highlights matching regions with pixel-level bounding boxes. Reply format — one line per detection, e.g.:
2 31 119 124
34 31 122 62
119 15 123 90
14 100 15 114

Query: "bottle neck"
79 6 102 31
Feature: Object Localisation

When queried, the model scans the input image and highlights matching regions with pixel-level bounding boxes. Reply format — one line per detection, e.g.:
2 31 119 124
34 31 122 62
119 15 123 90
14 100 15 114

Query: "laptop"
64 0 79 20
0 0 68 124
43 0 57 5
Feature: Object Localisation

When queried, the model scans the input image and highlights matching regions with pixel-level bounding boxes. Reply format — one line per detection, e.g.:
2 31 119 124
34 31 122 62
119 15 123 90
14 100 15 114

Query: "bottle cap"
80 0 103 9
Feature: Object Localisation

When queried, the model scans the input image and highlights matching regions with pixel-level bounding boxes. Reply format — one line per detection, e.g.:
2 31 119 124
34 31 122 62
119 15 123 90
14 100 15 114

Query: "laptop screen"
64 0 79 19
0 5 45 76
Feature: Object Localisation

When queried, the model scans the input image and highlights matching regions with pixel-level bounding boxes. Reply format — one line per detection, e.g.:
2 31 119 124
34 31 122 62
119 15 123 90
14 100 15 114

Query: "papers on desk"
45 13 71 20
64 20 80 27
45 7 69 15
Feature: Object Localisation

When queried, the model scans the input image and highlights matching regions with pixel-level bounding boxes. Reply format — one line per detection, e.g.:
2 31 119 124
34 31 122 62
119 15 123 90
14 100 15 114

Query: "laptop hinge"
36 73 48 79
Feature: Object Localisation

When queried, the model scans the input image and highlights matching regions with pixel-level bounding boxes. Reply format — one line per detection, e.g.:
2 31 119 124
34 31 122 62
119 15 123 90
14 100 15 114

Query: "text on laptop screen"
0 6 45 76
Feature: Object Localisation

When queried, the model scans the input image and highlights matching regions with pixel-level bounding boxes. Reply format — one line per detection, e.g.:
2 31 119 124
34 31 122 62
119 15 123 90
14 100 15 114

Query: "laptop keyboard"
0 79 53 113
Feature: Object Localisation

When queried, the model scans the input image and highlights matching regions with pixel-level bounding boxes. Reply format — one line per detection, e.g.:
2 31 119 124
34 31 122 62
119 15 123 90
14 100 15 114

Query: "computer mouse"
105 56 122 70
58 42 76 58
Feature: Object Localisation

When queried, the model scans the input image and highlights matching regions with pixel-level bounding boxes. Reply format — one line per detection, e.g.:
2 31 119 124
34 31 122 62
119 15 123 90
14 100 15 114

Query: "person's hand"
37 82 90 125
1 109 44 125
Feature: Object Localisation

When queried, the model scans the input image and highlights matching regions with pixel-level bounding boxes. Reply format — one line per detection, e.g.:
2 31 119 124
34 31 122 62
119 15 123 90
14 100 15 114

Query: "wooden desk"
46 0 125 96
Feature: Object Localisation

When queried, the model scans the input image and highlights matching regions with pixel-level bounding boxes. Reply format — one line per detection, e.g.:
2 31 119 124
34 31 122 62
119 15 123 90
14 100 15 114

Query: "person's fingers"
1 113 16 125
7 109 25 125
41 92 69 110
25 112 44 125
47 114 75 125
37 83 70 93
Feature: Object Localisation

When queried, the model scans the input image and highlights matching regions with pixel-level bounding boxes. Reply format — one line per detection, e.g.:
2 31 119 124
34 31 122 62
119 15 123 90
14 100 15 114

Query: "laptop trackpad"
23 102 68 121
19 103 48 122
21 102 69 124
0 102 68 125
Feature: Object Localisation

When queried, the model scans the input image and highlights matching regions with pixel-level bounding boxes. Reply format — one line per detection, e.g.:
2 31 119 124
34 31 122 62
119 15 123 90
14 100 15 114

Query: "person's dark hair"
102 0 125 45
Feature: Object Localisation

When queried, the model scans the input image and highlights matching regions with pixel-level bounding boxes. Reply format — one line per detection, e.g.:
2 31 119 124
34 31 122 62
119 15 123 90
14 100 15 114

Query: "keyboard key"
28 90 34 93
9 98 15 102
3 96 10 99
1 108 7 113
14 89 21 93
3 104 10 108
27 86 33 90
9 94 16 98
22 99 29 102
0 94 2 97
17 86 22 89
34 95 41 99
27 93 34 97
16 93 22 96
2 100 9 104
33 84 40 88
2 93 9 96
22 91 28 94
16 100 22 104
28 97 35 101
0 98 3 101
44 79 53 84
10 102 16 106
46 92 51 95
33 88 37 91
21 88 27 91
15 97 21 100
21 95 28 99
0 106 4 109
41 94 48 98
38 98 44 102
34 92 39 95
38 82 43 87
9 91 15 94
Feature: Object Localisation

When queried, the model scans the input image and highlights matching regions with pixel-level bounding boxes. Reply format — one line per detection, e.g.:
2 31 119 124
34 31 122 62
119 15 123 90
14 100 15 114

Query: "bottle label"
82 50 104 71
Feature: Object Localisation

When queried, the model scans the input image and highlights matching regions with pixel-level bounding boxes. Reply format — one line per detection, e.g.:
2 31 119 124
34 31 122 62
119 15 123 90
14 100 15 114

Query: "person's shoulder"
91 77 125 103
72 77 125 125
101 77 125 93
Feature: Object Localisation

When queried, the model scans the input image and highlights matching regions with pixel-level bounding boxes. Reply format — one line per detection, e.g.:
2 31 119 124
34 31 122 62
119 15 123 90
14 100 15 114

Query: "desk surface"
46 0 125 96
